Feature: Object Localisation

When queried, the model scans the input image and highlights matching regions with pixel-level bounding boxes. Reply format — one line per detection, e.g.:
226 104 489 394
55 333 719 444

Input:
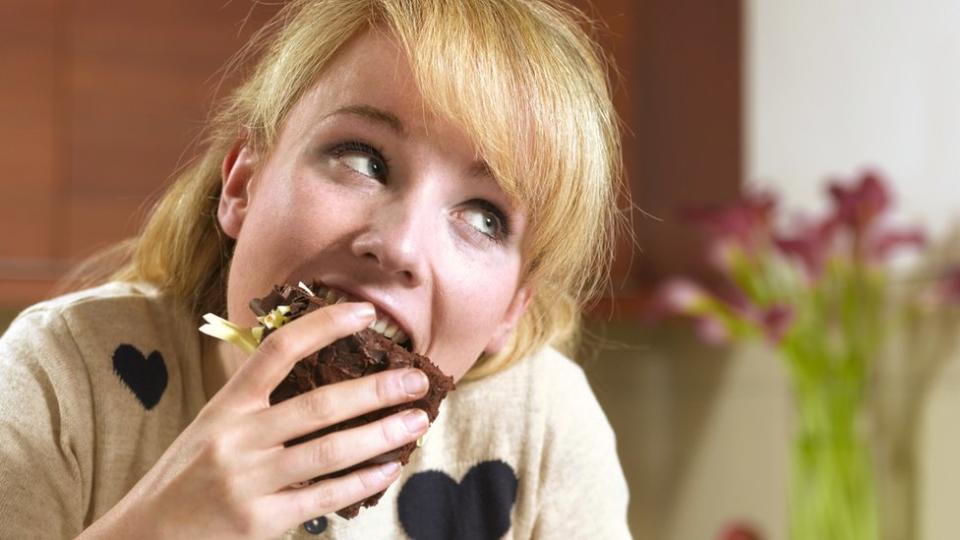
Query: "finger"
260 408 428 491
263 460 402 526
248 368 429 447
226 302 376 401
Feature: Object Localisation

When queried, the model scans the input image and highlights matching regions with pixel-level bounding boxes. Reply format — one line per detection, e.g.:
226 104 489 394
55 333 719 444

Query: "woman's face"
217 30 531 381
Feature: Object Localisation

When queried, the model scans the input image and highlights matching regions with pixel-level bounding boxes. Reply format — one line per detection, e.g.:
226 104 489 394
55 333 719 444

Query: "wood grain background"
0 0 741 314
0 0 278 305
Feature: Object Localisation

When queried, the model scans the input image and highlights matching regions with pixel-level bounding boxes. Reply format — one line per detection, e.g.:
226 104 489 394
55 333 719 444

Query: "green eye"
462 207 501 238
330 141 389 181
341 153 386 180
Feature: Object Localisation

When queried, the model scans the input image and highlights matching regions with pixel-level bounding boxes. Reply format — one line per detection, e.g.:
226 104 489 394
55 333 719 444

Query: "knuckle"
304 306 340 338
374 371 400 404
307 484 337 514
380 416 404 446
228 509 260 537
356 466 387 492
299 389 334 423
201 431 236 466
242 506 272 536
316 306 338 327
258 331 292 358
308 438 341 470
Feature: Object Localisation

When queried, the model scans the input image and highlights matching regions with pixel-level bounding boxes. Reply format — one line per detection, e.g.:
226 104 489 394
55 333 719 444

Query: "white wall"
746 0 960 236
667 3 960 539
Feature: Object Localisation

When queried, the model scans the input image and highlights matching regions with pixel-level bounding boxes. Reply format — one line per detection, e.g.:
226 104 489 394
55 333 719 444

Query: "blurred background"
3 1 960 539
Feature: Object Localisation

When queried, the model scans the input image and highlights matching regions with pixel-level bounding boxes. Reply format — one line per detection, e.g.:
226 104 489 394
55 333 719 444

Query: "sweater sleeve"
532 357 632 539
0 307 95 539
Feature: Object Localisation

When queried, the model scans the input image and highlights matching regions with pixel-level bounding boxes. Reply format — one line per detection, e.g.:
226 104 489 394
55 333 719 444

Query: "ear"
484 285 533 355
217 139 258 239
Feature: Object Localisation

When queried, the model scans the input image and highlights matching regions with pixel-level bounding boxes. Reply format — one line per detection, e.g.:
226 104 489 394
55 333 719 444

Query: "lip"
316 279 418 352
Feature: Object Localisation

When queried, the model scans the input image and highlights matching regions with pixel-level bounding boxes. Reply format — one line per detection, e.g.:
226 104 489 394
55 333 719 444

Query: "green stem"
789 379 878 540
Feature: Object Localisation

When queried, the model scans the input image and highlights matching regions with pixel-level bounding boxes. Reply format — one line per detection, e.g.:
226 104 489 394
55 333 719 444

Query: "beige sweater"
0 282 630 539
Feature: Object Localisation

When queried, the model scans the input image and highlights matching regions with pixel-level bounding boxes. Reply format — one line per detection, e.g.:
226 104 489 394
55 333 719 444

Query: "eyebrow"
327 103 494 179
326 104 406 136
467 160 494 180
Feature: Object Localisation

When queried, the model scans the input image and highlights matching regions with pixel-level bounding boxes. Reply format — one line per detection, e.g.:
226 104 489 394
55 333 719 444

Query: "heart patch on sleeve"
112 344 168 410
397 460 518 540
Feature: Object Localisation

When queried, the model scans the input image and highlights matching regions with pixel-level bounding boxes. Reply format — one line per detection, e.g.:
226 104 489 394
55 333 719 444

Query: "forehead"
269 28 516 206
282 30 454 146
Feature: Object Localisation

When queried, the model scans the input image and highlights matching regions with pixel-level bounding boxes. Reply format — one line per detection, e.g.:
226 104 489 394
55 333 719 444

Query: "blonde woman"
0 0 630 537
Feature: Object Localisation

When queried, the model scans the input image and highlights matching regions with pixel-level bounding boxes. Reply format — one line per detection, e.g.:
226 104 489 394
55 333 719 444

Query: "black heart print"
398 460 518 540
112 344 168 410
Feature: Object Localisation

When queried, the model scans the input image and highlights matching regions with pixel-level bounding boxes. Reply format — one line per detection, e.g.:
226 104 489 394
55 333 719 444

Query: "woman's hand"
80 302 430 539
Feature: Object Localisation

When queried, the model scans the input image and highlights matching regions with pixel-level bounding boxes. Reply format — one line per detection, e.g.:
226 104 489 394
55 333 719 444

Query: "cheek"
431 266 522 378
224 179 325 323
245 170 360 255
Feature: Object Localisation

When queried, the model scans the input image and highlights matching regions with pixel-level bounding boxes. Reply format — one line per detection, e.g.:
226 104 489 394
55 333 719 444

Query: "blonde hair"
108 0 625 379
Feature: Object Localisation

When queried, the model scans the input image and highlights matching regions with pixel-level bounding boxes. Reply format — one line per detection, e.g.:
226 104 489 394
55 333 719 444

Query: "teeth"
364 313 408 344
315 284 410 345
368 317 408 344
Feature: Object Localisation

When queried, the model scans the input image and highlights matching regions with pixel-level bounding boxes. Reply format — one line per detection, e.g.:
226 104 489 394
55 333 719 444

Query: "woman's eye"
330 141 388 182
459 202 507 241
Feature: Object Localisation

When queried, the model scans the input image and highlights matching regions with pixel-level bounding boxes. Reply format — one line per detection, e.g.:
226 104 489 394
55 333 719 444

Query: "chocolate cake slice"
251 281 455 519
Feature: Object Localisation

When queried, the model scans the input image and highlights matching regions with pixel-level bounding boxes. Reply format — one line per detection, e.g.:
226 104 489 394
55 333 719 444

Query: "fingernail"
379 460 400 478
402 370 428 395
351 302 376 321
403 409 429 434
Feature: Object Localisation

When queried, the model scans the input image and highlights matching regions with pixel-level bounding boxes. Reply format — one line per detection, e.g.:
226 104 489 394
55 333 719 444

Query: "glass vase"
789 377 879 540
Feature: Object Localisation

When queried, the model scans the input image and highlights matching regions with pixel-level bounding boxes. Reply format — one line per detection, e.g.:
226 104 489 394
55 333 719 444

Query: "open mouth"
308 283 414 352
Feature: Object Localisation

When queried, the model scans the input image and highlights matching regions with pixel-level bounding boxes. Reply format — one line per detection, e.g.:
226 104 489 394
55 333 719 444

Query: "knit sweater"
0 282 630 539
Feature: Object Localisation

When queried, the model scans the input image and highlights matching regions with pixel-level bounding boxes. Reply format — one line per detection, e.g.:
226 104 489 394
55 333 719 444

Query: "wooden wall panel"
66 197 150 260
67 1 279 258
0 0 741 310
568 0 642 291
567 3 742 538
0 0 280 306
0 0 58 262
564 0 742 317
630 0 743 286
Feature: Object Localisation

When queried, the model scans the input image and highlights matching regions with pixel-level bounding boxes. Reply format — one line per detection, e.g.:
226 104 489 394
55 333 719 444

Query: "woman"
0 0 629 537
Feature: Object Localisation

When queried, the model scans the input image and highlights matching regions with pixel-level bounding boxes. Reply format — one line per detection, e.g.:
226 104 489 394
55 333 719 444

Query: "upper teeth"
314 286 409 345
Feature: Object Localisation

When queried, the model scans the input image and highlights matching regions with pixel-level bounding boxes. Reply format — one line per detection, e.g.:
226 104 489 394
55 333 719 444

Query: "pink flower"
823 171 924 264
694 316 731 344
652 278 735 345
653 278 794 345
760 305 794 343
868 227 926 261
718 521 763 540
655 278 711 315
774 219 838 278
827 171 891 234
684 192 778 259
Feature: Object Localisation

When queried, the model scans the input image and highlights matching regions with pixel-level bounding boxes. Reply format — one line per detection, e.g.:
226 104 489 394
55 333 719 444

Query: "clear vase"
872 367 922 540
789 378 879 540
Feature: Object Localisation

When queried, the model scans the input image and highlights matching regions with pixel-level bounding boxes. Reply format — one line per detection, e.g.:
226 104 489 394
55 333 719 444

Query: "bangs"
380 0 618 287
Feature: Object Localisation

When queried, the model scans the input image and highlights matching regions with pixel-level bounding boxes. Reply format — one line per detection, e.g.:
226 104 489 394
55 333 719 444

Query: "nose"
350 198 428 287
